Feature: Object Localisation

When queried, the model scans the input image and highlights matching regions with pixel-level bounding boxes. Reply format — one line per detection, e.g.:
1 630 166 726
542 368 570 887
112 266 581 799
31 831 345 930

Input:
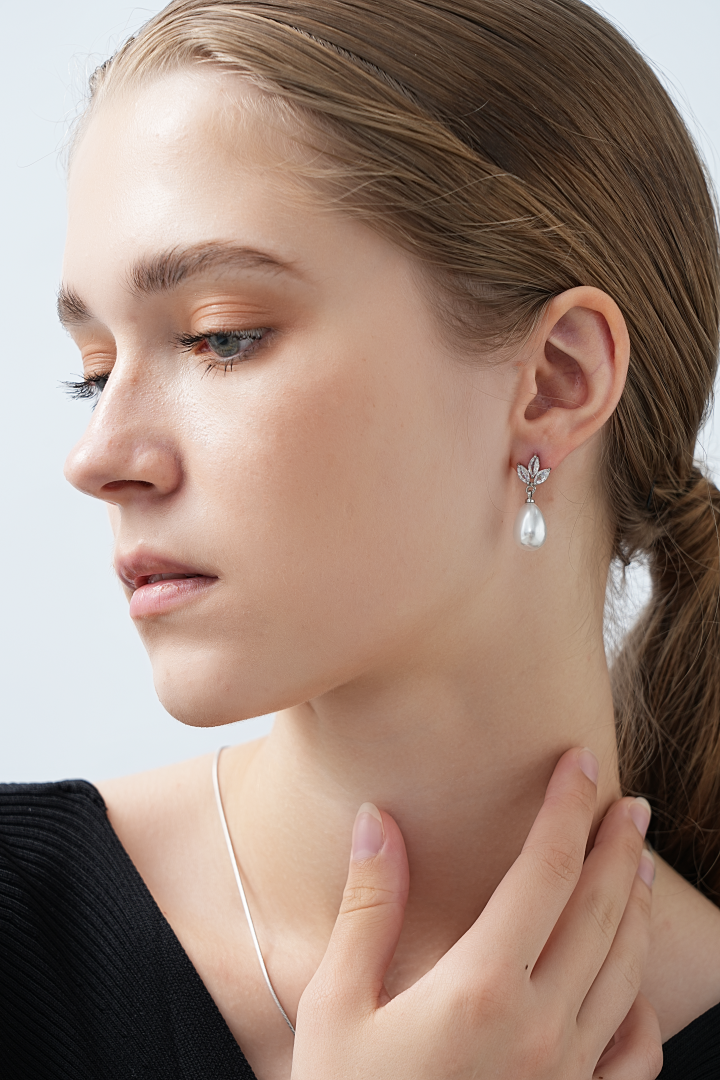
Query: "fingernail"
578 748 599 785
629 797 652 838
637 848 655 888
352 802 384 861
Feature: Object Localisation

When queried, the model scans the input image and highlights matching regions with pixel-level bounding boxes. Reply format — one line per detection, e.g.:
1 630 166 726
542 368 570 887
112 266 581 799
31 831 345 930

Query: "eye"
206 331 262 359
177 328 269 371
62 372 110 403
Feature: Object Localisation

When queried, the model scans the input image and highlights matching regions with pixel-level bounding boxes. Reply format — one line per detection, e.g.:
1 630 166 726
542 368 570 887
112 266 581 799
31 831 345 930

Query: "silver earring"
514 455 550 549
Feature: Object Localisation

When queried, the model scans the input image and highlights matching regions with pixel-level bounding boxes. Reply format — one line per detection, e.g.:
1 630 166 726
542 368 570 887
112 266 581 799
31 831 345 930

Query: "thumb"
311 803 409 1017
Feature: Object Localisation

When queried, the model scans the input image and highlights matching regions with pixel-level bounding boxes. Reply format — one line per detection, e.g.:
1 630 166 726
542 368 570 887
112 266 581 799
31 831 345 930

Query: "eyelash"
176 327 269 373
62 371 110 403
63 327 269 403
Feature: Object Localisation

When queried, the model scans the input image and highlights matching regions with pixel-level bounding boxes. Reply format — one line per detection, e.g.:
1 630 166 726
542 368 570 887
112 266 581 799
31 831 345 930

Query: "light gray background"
1 1 718 783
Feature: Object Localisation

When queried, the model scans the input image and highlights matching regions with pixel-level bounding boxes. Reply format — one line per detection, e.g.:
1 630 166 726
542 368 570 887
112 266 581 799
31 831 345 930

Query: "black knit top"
0 781 718 1079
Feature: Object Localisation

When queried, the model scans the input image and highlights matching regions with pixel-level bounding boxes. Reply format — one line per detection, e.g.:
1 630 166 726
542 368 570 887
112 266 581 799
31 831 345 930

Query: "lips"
116 553 219 618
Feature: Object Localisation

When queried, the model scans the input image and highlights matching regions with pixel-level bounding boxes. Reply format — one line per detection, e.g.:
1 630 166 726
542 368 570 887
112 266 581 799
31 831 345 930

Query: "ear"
510 286 630 472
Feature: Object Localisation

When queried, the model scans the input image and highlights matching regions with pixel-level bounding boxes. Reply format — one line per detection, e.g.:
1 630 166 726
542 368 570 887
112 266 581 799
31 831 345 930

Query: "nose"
64 380 182 504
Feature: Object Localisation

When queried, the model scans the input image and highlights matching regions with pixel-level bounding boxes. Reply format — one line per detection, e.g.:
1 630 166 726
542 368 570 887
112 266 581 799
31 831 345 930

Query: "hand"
291 748 662 1080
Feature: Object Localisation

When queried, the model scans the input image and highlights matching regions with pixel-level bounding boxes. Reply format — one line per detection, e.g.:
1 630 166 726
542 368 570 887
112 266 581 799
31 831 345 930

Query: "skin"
61 69 720 1080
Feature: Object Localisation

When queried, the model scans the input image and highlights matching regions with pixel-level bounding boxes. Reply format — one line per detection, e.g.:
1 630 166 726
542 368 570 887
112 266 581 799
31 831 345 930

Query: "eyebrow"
57 242 298 328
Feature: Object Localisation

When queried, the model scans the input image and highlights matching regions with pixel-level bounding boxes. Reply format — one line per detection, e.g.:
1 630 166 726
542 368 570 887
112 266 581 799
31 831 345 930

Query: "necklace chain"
212 746 296 1035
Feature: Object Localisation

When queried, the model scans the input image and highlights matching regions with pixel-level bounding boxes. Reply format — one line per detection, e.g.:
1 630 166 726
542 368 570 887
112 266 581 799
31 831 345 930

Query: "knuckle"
340 881 398 916
566 784 597 819
450 963 518 1027
298 972 341 1024
609 940 644 994
585 888 620 943
520 1019 564 1072
459 963 526 1028
459 986 510 1033
547 784 595 821
629 881 653 923
527 839 583 889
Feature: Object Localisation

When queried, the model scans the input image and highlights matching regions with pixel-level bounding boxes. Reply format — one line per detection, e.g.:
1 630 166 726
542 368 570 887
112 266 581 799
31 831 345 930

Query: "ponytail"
613 468 720 896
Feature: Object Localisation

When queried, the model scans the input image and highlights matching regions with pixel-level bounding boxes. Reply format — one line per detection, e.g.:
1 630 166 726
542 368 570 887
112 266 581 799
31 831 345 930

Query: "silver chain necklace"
212 746 296 1035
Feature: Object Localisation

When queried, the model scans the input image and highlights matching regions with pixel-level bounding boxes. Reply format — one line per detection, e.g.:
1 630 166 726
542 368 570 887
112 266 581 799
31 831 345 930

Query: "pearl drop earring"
514 455 551 549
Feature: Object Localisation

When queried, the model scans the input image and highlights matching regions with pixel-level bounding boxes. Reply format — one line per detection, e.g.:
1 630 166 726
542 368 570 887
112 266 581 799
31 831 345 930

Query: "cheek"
136 332 491 723
185 339 458 628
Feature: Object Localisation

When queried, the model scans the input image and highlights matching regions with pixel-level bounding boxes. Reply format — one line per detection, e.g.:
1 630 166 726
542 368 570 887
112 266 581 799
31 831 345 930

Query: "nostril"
103 480 154 492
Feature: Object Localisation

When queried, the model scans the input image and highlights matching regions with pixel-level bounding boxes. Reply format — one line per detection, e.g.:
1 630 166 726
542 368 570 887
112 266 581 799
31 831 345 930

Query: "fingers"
591 993 663 1080
308 804 409 1016
533 795 651 1003
457 747 599 968
578 848 654 1035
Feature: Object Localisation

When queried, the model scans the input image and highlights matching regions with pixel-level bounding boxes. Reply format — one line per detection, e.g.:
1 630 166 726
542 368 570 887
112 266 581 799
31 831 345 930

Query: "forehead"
63 70 325 288
61 67 430 338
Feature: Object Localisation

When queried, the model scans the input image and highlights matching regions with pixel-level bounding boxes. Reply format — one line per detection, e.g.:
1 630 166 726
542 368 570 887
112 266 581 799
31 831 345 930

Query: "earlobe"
512 286 629 472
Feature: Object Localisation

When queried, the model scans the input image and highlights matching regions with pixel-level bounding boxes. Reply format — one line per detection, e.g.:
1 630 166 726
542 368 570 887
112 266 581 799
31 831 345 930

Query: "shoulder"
0 776 106 818
96 751 214 827
0 771 253 1079
0 778 110 881
0 779 169 1069
94 752 218 895
94 742 262 905
0 776 154 942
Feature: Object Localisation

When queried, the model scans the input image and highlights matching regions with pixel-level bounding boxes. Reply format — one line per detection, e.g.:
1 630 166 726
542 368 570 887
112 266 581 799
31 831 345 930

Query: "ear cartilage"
514 455 550 549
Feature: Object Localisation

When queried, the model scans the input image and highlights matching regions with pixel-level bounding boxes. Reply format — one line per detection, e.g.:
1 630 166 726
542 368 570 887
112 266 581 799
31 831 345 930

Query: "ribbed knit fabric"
0 781 718 1079
0 781 256 1079
660 1000 720 1078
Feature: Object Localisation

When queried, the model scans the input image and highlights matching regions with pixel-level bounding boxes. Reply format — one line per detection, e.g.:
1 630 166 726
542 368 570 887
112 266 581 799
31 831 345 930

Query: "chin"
159 694 250 729
139 608 366 727
154 678 275 729
147 636 321 728
149 646 271 728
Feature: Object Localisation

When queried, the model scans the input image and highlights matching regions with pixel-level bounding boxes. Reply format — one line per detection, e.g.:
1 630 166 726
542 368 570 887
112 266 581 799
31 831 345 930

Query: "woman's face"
62 69 513 726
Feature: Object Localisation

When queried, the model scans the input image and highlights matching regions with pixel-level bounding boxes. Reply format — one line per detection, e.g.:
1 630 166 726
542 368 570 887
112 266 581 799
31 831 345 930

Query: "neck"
222 577 620 999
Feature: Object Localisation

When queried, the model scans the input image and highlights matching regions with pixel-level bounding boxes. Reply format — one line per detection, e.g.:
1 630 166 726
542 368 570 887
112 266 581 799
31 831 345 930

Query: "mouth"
142 572 206 586
116 554 219 618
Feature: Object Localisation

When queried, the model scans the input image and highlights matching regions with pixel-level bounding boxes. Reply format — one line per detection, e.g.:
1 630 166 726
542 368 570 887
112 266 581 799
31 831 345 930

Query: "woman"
2 0 720 1076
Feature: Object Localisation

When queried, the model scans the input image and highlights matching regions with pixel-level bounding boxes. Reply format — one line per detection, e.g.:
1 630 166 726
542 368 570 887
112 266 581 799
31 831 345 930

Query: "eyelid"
189 295 277 322
80 343 116 361
78 348 116 381
176 326 269 345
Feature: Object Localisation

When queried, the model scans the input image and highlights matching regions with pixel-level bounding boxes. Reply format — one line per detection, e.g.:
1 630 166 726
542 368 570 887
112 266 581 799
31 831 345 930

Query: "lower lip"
128 576 218 619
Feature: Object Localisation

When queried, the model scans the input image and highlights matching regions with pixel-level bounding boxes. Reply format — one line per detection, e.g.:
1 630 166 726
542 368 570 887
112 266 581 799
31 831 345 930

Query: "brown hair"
86 0 720 895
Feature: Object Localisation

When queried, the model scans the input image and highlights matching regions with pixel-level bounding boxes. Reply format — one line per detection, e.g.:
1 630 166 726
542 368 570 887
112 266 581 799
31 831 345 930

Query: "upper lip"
115 551 218 592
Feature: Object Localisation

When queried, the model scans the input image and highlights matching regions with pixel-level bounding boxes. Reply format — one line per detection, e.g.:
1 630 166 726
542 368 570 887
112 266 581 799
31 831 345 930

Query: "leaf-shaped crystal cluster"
517 455 550 486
